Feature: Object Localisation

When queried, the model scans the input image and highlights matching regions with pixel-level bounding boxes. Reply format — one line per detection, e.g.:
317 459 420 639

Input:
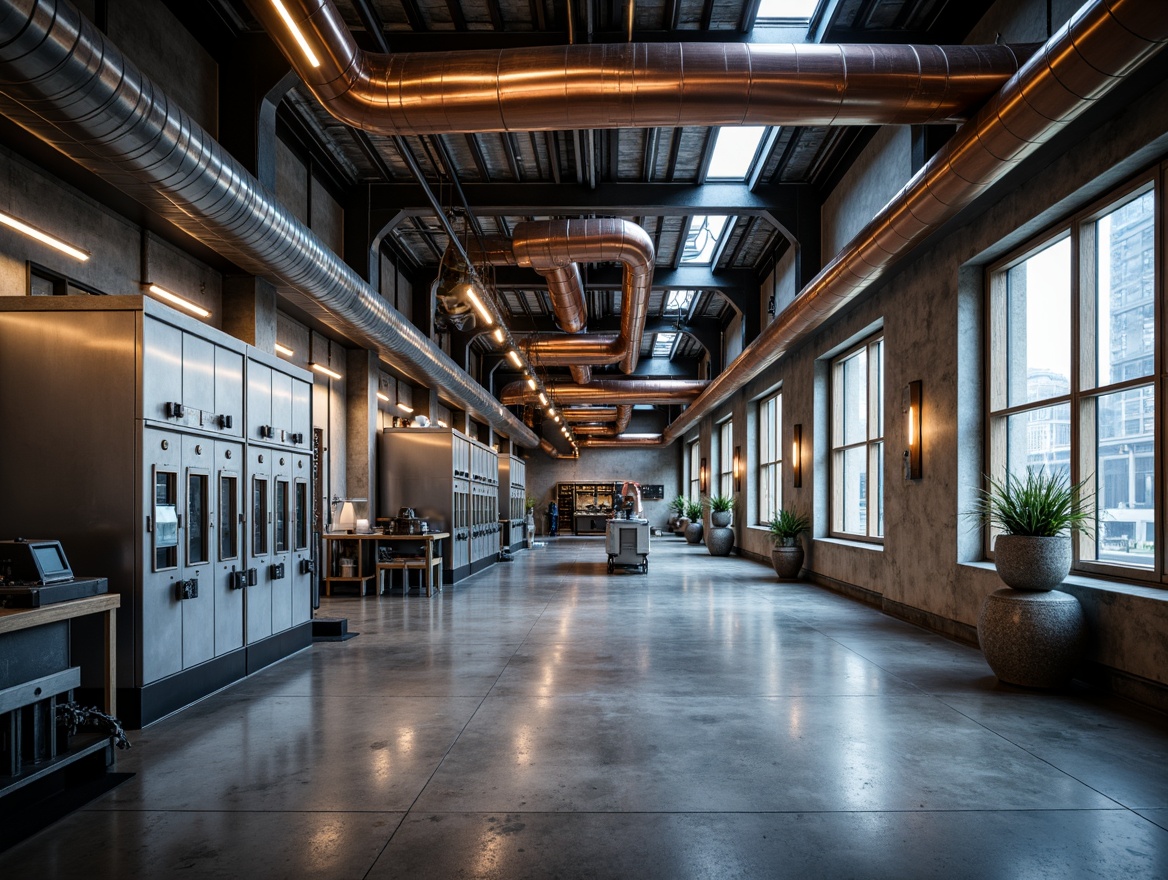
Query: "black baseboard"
78 623 313 729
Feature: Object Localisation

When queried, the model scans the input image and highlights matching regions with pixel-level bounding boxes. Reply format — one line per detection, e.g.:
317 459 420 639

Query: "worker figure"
547 500 559 536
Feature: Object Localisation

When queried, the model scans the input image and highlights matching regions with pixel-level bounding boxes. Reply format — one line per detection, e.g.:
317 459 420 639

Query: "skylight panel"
652 332 677 357
665 289 697 313
681 216 729 266
756 0 820 21
707 127 768 180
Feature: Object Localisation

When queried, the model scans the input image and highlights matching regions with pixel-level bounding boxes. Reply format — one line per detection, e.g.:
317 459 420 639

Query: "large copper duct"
0 0 539 448
500 378 707 407
245 0 1030 131
473 220 654 378
560 407 619 423
662 0 1168 446
571 405 633 437
581 434 665 448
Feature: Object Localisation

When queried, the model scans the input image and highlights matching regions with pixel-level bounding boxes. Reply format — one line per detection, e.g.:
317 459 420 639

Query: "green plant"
966 467 1096 538
705 494 734 513
670 495 688 515
524 495 537 513
768 508 811 544
684 500 703 520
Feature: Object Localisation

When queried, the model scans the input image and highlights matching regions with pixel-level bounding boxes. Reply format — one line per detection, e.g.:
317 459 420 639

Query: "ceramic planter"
684 521 704 544
993 534 1072 591
706 526 734 556
710 510 732 528
771 542 804 579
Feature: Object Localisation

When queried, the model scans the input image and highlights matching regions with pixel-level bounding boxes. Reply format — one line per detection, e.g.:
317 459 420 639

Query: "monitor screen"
32 542 72 580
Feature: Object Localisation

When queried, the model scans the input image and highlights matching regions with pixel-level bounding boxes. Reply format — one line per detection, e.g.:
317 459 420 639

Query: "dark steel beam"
700 0 714 31
485 0 505 30
544 132 562 184
350 0 391 52
400 0 428 32
738 0 761 33
464 133 491 180
446 0 469 31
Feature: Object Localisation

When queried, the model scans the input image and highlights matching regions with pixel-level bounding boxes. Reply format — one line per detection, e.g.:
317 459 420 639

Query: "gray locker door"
180 434 215 669
142 317 184 423
291 377 311 441
214 440 245 656
215 347 245 439
182 333 216 416
291 453 313 626
245 446 274 644
141 427 184 684
271 369 293 441
247 360 273 443
270 451 294 635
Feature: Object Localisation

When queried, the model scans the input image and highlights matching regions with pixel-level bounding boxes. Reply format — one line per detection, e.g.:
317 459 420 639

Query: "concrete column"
222 275 278 352
345 348 379 517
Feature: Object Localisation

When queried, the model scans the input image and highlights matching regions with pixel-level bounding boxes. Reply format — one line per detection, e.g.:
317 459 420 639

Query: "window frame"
830 333 884 542
688 439 701 503
985 172 1162 583
758 390 782 525
717 418 734 500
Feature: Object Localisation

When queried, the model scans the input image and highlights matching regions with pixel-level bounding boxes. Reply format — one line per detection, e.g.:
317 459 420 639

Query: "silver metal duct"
662 0 1168 446
247 0 1030 131
0 0 539 447
500 378 708 407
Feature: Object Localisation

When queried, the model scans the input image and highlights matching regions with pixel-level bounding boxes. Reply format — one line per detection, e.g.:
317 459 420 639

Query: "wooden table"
376 533 449 597
0 593 119 717
322 533 449 597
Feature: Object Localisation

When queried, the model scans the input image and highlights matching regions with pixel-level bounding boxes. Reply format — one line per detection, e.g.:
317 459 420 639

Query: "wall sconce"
733 445 742 492
903 380 922 480
792 424 803 488
700 457 708 494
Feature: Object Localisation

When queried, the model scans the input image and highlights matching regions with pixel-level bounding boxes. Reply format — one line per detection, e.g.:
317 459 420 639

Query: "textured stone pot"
706 526 734 556
675 516 690 536
684 521 704 544
771 543 804 579
978 588 1087 687
710 510 732 528
993 534 1073 591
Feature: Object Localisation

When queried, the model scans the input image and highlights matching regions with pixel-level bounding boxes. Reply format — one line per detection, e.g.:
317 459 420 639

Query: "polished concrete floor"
3 536 1168 878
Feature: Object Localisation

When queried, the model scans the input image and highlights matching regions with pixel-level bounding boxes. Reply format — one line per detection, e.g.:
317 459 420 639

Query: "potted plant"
706 494 734 528
966 467 1095 591
683 500 704 544
668 495 687 533
768 507 811 579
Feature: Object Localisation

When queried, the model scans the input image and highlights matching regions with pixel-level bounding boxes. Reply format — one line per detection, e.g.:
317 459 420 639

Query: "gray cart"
606 519 650 573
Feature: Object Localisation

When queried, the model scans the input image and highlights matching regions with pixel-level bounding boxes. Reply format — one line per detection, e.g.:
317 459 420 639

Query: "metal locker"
245 445 274 645
291 379 311 442
142 317 184 424
269 451 294 635
182 333 216 416
214 347 245 439
247 359 273 443
180 434 215 669
291 453 313 626
141 427 183 684
214 440 245 656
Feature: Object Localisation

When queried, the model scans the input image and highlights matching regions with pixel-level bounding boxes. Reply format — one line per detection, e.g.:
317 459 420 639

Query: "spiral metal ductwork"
500 378 708 407
246 0 1031 132
0 0 539 447
662 0 1168 446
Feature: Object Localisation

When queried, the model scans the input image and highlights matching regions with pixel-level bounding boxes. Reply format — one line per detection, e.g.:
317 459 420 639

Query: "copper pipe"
539 438 574 458
569 364 593 384
528 334 623 366
663 0 1168 445
500 378 707 406
581 434 664 447
245 0 1030 131
560 407 619 422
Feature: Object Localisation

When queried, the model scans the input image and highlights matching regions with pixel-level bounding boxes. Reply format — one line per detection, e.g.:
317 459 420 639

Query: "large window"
717 419 734 499
989 180 1158 577
831 334 884 539
759 391 782 524
688 439 701 503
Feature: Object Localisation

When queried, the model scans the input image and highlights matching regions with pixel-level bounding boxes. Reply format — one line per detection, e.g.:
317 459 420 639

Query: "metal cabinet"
0 297 313 728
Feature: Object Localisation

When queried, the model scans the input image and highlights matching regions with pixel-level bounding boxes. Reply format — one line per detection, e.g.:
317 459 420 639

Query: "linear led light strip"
147 283 210 318
271 0 320 68
0 209 89 261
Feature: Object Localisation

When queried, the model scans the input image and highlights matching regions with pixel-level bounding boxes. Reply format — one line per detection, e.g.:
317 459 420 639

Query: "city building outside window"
831 334 884 540
758 391 782 524
717 419 734 500
988 179 1157 577
688 439 701 503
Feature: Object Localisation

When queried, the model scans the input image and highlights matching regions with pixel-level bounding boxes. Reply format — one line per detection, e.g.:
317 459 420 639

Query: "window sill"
813 536 884 553
960 561 1167 602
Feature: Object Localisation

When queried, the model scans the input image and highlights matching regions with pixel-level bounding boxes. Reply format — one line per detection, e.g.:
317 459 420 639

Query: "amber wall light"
700 457 708 494
792 424 803 489
904 380 922 480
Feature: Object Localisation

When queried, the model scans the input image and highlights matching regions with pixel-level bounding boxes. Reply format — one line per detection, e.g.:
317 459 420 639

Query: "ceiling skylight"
756 0 820 21
664 289 697 313
652 332 678 358
681 216 729 266
707 127 768 180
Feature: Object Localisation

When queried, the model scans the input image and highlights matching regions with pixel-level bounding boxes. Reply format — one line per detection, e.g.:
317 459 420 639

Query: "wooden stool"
377 559 424 595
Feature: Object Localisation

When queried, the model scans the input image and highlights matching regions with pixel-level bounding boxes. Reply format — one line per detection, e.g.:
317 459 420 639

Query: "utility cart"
606 518 650 574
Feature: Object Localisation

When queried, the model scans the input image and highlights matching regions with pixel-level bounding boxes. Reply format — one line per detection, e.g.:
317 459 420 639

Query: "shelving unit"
321 535 379 596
